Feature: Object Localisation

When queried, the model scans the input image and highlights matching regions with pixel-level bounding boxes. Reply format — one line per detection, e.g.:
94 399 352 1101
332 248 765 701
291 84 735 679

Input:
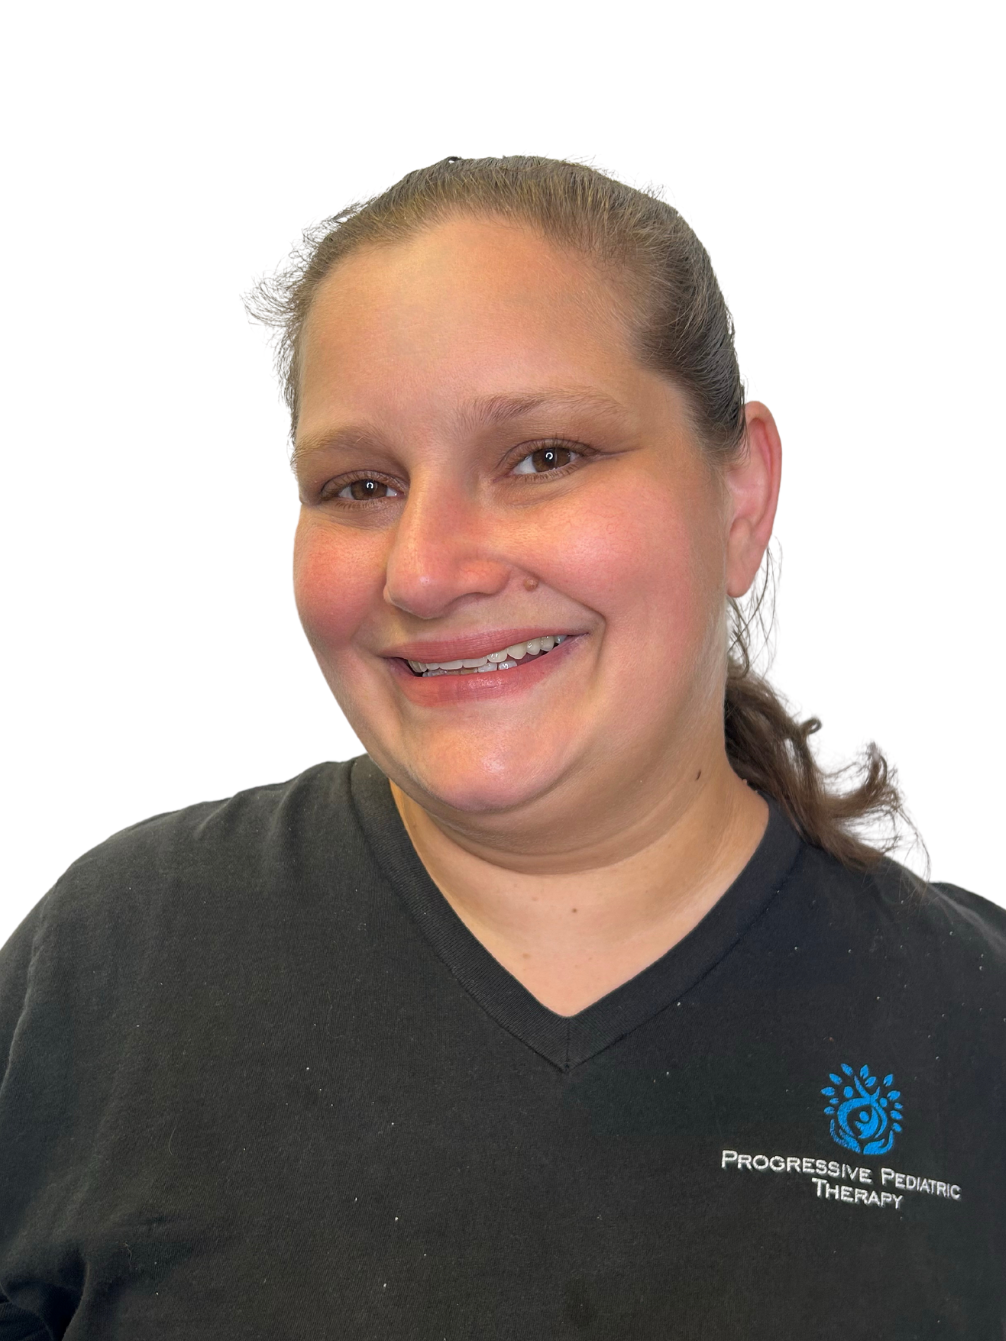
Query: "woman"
0 156 1002 1337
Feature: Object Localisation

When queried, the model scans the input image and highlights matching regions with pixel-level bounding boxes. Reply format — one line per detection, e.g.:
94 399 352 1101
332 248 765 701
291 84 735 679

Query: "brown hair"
248 154 926 877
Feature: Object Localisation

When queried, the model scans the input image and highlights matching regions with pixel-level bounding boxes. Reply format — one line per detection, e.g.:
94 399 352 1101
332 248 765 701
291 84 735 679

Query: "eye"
511 442 581 476
334 477 401 501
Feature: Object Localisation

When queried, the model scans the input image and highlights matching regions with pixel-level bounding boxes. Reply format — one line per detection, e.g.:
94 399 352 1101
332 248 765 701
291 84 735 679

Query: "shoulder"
66 757 357 876
76 755 359 869
0 758 367 974
0 758 380 1070
793 839 1006 991
874 855 1005 966
0 757 395 1105
923 876 1006 950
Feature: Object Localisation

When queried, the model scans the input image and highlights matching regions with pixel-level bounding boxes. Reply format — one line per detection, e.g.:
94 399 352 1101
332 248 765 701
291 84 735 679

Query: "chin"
399 749 563 819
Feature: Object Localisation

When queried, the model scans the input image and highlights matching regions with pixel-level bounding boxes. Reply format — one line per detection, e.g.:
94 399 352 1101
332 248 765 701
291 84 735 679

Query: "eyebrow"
291 387 629 473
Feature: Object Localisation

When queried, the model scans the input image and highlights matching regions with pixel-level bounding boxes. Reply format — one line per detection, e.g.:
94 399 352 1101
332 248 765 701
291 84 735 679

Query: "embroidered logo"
822 1064 903 1155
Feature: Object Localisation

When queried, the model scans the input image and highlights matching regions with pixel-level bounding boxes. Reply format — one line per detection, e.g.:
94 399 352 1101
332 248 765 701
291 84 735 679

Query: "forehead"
305 214 624 336
296 216 663 437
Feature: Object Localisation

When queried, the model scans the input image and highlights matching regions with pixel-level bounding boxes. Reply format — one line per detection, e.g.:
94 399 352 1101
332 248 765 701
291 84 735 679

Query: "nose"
383 476 512 619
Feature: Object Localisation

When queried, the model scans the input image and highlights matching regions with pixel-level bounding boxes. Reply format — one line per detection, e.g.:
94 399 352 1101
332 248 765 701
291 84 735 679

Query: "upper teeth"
407 634 567 674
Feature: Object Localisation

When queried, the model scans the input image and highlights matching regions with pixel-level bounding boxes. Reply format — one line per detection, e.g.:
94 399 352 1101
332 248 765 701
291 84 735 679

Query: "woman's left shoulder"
863 853 1006 981
921 876 1006 970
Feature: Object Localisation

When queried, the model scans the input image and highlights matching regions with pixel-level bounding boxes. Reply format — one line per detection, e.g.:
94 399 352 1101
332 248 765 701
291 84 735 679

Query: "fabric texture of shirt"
0 754 1003 1338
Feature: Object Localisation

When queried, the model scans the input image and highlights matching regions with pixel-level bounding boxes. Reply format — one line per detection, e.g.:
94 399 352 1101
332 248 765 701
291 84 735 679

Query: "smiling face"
293 215 750 850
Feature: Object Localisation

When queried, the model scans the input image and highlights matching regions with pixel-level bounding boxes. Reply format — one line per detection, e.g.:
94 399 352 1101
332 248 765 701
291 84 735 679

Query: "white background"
2 0 1003 946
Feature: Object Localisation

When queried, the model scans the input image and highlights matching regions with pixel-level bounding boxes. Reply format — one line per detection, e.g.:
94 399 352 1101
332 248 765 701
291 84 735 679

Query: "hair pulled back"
249 154 923 876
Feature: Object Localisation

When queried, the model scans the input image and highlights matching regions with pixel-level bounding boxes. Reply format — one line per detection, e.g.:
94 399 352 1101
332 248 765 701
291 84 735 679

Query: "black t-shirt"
0 755 1003 1338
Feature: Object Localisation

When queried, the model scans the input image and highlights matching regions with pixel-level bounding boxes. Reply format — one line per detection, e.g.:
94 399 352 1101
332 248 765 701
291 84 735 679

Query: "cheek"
544 479 719 653
292 515 380 665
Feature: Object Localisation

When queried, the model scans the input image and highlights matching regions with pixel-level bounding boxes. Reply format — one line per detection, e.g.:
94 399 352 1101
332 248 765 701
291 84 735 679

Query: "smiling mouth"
406 634 569 677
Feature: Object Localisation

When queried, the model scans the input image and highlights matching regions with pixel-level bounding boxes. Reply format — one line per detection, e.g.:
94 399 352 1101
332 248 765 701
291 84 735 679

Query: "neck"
389 754 769 1015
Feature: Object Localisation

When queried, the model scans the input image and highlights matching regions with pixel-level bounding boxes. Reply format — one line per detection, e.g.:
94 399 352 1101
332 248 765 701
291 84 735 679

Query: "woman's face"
293 217 752 845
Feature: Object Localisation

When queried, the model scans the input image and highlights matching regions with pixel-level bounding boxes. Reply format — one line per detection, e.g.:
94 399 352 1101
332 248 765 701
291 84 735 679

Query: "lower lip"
385 636 584 706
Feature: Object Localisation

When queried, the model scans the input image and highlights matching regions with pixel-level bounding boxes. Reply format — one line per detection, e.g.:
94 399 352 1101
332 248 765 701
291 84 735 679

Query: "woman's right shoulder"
0 756 368 977
0 756 393 1095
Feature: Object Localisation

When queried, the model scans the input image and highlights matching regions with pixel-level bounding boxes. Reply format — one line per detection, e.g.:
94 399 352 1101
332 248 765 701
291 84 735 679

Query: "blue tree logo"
822 1064 903 1155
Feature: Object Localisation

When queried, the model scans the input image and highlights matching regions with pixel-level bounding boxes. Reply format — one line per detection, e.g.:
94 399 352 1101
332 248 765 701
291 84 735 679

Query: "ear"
724 401 782 599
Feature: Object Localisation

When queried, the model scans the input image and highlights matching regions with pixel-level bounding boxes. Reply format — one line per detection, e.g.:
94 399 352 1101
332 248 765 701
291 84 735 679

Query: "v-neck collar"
348 753 803 1072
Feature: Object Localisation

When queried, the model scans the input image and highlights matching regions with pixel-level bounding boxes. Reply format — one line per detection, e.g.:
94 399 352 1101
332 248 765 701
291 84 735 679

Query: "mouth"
403 634 570 678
